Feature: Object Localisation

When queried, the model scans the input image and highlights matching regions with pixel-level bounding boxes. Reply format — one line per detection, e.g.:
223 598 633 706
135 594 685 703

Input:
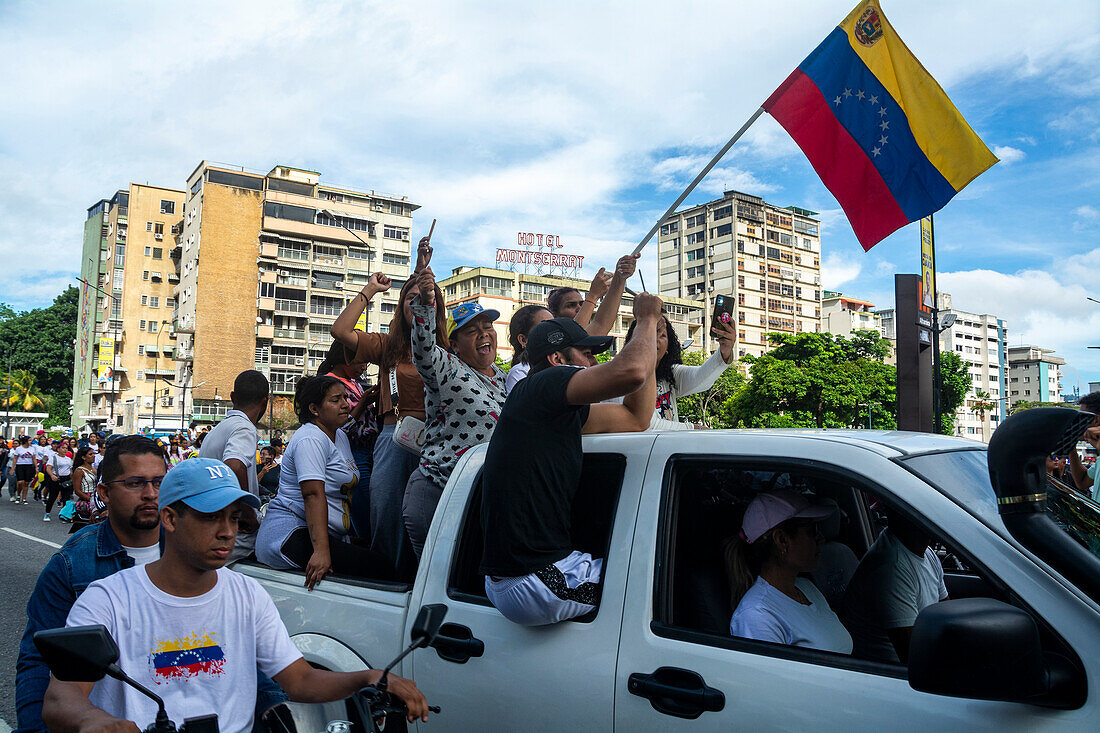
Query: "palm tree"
3 369 46 411
971 389 997 424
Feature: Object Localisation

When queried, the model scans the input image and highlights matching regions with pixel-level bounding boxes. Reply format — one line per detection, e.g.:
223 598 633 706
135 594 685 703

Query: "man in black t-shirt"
480 292 662 625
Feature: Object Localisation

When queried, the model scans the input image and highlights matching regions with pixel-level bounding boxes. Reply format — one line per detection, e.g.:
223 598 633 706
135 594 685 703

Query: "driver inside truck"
478 294 662 626
42 458 429 733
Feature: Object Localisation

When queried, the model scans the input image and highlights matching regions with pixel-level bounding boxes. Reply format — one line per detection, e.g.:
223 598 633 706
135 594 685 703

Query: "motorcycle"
33 604 448 733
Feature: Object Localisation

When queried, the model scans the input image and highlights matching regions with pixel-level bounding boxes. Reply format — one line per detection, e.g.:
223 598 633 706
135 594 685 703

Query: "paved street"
0 488 85 729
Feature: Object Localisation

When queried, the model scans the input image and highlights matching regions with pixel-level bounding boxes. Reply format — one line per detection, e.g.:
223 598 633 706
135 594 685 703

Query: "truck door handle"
431 623 484 664
628 667 725 719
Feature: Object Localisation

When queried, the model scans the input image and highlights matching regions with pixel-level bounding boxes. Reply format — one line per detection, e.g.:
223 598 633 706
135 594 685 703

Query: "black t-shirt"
257 460 281 498
479 366 590 577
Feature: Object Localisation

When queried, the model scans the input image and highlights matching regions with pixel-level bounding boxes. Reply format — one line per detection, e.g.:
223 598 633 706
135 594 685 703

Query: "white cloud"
939 250 1100 381
1075 205 1099 219
821 253 863 290
993 145 1026 164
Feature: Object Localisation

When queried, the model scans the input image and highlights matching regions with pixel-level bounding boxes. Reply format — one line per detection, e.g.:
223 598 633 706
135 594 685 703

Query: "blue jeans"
349 446 373 539
368 425 419 581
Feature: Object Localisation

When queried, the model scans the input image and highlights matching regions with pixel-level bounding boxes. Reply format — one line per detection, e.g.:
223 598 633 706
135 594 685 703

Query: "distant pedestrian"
12 435 35 504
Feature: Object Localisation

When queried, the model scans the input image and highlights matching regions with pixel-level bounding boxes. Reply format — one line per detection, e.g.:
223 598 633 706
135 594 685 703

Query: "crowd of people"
12 235 744 731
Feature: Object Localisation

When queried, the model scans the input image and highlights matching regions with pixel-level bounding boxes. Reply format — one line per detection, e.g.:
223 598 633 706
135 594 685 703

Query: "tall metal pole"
5 349 11 440
929 214 942 434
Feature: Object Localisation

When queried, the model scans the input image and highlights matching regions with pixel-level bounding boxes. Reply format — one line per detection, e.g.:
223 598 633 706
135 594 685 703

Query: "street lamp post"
77 276 121 430
150 320 169 435
4 347 12 440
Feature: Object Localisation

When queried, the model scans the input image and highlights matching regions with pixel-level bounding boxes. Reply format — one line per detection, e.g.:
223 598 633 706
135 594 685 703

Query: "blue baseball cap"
446 302 500 338
159 457 261 512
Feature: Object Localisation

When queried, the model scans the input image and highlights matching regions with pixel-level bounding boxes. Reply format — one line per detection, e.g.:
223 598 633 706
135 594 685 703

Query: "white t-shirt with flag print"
66 566 301 733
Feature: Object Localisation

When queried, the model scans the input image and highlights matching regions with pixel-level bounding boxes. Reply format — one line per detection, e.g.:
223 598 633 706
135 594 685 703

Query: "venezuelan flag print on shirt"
763 0 997 250
149 630 226 683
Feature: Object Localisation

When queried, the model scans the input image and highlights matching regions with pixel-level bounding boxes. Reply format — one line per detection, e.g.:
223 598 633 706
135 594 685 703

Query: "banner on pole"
356 312 367 331
920 216 935 308
97 337 114 372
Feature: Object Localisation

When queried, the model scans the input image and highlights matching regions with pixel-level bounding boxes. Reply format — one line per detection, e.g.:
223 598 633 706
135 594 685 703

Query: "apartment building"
1007 345 1064 405
877 292 1008 442
821 291 882 337
71 185 187 433
437 266 706 364
176 162 417 424
656 190 822 357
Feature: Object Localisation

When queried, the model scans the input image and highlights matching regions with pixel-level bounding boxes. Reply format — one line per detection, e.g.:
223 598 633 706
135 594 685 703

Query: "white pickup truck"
239 408 1100 731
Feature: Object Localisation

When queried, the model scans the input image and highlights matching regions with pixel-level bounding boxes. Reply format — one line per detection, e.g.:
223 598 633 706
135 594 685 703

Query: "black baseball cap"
526 318 613 365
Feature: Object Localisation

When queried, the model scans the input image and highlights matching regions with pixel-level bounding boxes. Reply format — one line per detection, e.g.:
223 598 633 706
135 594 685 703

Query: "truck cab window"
448 453 627 619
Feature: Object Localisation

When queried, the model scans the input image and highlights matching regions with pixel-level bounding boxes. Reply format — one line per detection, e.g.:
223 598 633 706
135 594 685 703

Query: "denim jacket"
16 520 285 732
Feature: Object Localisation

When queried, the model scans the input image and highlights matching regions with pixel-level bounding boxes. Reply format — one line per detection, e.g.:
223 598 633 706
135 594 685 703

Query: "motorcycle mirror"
34 625 119 682
411 604 448 648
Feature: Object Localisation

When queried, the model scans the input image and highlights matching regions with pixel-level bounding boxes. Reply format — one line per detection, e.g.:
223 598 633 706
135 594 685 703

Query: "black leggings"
280 527 395 582
45 479 73 513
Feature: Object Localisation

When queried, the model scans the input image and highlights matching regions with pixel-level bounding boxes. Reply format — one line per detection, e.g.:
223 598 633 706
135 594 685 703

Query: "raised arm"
330 272 392 353
409 266 452 390
567 292 661 416
575 268 611 330
586 254 638 337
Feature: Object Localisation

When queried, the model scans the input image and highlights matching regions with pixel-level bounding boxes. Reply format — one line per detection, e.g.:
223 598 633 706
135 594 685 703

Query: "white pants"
485 551 603 626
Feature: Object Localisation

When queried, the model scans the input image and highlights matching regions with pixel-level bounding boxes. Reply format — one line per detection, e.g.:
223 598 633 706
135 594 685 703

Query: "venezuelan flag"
763 0 998 250
150 631 226 682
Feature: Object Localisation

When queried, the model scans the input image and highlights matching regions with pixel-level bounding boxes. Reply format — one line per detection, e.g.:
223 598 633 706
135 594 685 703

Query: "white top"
50 453 73 478
505 360 531 394
730 576 853 654
198 410 259 497
267 422 359 536
842 529 948 662
67 566 301 733
12 445 35 465
34 445 53 464
122 543 160 567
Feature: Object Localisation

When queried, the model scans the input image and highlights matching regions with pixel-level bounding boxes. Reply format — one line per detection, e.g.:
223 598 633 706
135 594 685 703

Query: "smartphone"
711 294 735 336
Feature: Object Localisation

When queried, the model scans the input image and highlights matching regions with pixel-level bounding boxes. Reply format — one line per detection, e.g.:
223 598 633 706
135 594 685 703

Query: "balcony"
260 242 279 258
168 272 180 283
170 245 182 259
260 270 277 283
274 328 306 340
256 324 275 339
309 303 342 317
275 299 306 314
258 297 275 312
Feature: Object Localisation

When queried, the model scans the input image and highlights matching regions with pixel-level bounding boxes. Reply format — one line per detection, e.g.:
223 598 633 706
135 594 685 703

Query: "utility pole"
4 347 11 441
77 277 120 431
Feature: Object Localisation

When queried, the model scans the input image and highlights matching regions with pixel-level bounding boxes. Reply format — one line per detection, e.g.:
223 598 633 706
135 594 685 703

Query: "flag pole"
633 107 765 261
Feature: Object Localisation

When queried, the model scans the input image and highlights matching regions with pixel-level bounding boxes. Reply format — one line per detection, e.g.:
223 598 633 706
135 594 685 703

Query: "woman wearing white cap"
724 489 852 653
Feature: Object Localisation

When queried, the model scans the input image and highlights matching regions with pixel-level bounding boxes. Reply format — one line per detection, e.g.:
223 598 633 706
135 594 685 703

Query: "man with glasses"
15 436 288 732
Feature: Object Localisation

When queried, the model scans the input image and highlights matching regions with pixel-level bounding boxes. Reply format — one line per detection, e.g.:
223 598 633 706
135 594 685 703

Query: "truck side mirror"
34 625 120 682
411 604 448 648
908 598 1084 709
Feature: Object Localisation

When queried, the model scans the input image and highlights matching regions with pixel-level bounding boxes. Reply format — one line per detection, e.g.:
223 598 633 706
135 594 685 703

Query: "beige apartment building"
437 266 706 364
656 190 822 357
175 162 417 424
72 184 187 433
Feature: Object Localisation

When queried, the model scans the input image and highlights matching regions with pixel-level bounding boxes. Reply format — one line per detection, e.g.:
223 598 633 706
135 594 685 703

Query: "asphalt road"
0 480 88 729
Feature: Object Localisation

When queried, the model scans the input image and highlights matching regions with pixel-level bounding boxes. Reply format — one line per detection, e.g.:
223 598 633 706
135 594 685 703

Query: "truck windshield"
902 449 1100 563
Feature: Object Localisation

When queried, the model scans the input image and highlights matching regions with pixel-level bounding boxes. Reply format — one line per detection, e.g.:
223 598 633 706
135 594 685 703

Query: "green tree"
725 330 897 429
674 350 746 428
936 350 970 434
0 286 79 426
3 369 47 410
1008 399 1075 415
971 389 997 423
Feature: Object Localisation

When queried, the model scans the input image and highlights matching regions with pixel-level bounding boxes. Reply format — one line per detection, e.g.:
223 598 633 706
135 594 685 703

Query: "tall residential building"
656 190 822 357
880 292 1008 442
1007 345 1064 405
437 266 706 364
175 162 417 425
71 185 186 433
821 291 882 337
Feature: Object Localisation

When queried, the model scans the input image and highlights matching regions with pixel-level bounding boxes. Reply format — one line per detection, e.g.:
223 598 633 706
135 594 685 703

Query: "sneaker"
21 500 28 505
8 496 15 502
42 514 50 522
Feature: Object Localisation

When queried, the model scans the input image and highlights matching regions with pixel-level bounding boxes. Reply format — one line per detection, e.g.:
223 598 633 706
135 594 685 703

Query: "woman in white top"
71 446 104 524
621 314 738 430
44 448 74 521
256 375 392 588
504 304 553 394
724 489 853 654
11 436 36 504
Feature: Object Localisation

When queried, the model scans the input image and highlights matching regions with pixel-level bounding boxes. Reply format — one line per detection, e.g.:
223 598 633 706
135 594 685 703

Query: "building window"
114 245 126 267
150 297 159 308
380 302 396 313
686 248 705 262
166 297 175 309
382 253 409 266
113 270 124 290
660 222 679 236
383 225 410 241
142 270 150 281
160 200 175 214
152 248 163 259
155 222 164 235
389 201 405 215
137 345 145 355
146 221 153 232
141 295 148 306
685 231 706 246
686 214 706 228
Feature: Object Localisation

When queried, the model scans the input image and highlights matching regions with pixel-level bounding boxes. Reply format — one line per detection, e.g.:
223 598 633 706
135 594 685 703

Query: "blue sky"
1 0 1097 389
